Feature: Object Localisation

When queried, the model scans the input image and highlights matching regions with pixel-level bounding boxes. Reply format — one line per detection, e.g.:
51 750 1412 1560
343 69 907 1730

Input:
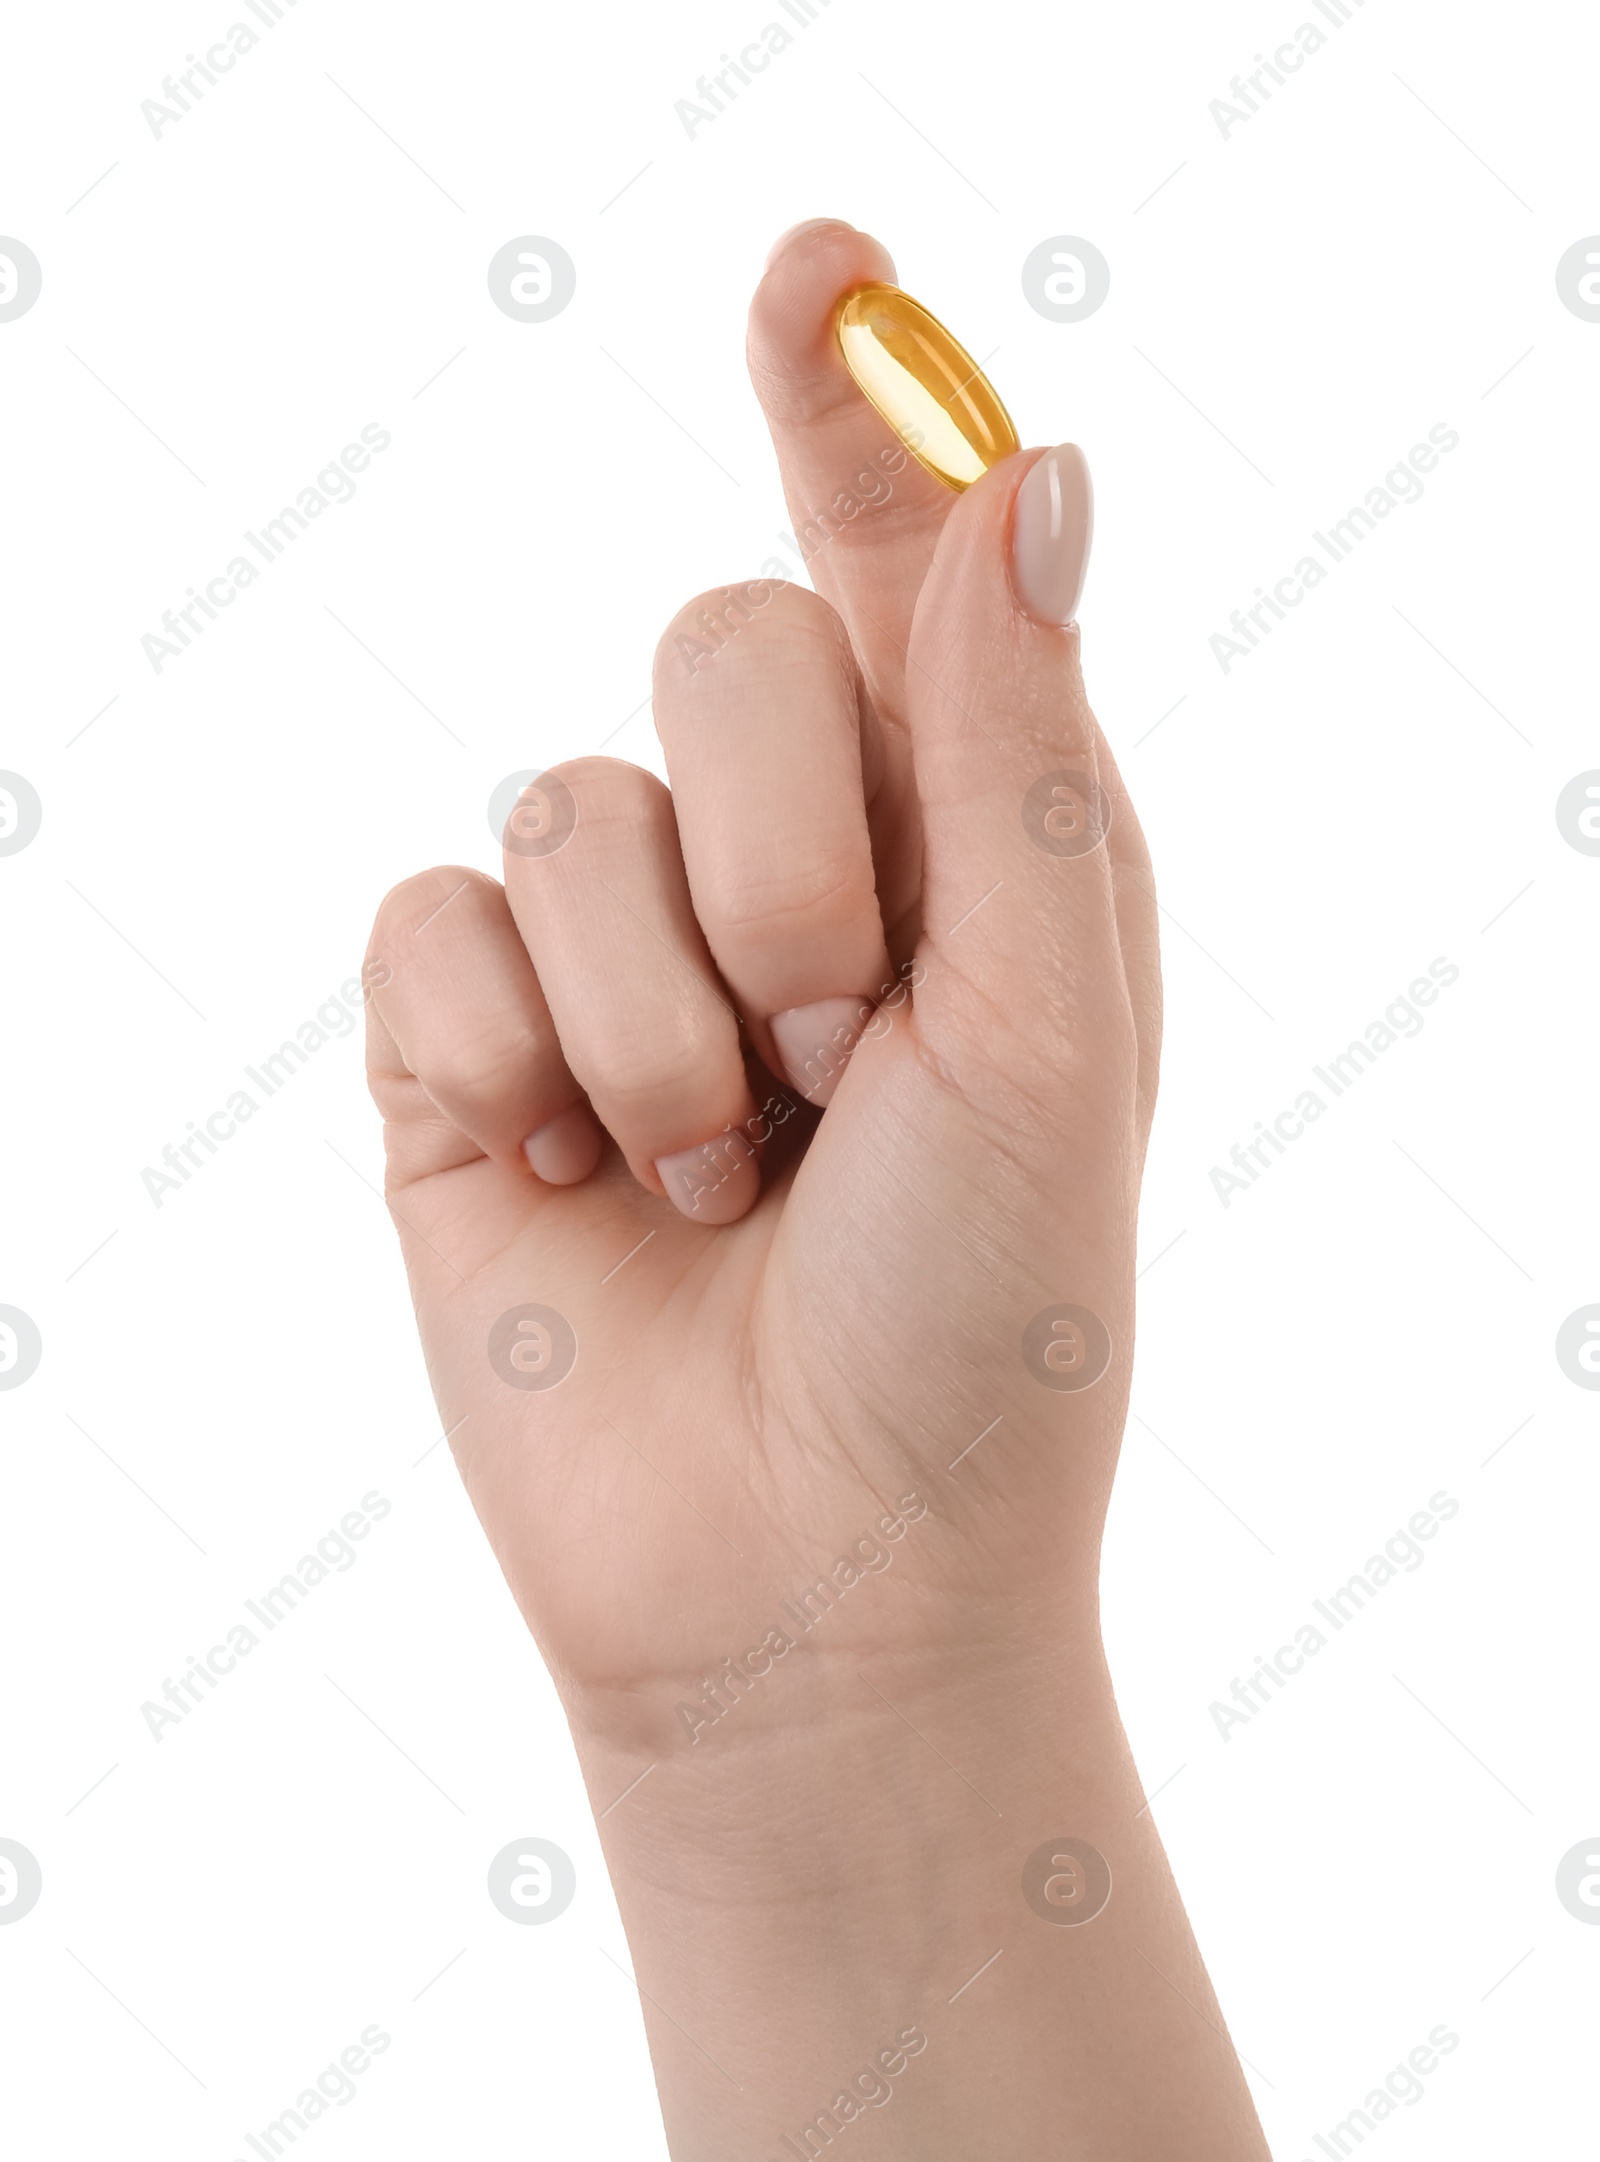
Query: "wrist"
567 1625 1120 1909
565 1591 1108 1794
558 1632 1267 2162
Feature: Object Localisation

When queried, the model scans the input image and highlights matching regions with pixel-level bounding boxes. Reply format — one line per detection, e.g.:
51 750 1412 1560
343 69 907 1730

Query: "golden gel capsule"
835 282 1019 491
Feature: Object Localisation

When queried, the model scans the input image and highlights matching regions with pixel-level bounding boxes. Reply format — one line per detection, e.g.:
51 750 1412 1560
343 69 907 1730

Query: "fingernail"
765 217 853 269
655 1132 761 1225
1012 443 1093 626
523 1105 602 1186
769 997 874 1108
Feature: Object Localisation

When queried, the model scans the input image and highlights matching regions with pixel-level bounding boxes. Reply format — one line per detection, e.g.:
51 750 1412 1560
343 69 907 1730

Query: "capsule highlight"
835 282 1019 492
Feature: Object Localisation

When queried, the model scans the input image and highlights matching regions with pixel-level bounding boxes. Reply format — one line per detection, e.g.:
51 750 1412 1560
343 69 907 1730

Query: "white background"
2 1 1596 2155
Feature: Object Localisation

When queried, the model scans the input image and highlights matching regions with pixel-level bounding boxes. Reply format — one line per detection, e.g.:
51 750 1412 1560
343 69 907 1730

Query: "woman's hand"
364 219 1265 2162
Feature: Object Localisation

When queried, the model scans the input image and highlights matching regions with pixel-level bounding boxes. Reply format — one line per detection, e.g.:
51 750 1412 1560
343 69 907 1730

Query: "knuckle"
536 755 665 824
653 580 850 692
708 855 877 939
437 1017 547 1109
368 865 495 954
580 1013 728 1116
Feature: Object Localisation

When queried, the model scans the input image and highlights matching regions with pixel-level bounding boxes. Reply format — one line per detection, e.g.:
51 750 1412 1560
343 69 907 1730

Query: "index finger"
747 219 955 724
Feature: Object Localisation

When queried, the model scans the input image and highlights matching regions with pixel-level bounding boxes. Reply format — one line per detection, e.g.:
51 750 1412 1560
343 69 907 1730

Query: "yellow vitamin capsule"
835 281 1019 491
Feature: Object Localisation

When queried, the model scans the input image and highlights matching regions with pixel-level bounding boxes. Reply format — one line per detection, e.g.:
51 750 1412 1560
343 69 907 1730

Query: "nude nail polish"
523 1105 602 1186
655 1131 760 1224
769 997 875 1108
1012 443 1093 625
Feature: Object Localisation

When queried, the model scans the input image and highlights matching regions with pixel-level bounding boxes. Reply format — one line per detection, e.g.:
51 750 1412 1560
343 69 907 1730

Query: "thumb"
901 444 1136 1116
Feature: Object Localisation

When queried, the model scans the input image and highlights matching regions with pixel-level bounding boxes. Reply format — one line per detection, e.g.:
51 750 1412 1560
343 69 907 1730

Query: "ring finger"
501 758 763 1225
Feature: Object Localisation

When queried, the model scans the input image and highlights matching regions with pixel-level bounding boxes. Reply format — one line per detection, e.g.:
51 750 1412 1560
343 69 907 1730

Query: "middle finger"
653 579 893 1109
